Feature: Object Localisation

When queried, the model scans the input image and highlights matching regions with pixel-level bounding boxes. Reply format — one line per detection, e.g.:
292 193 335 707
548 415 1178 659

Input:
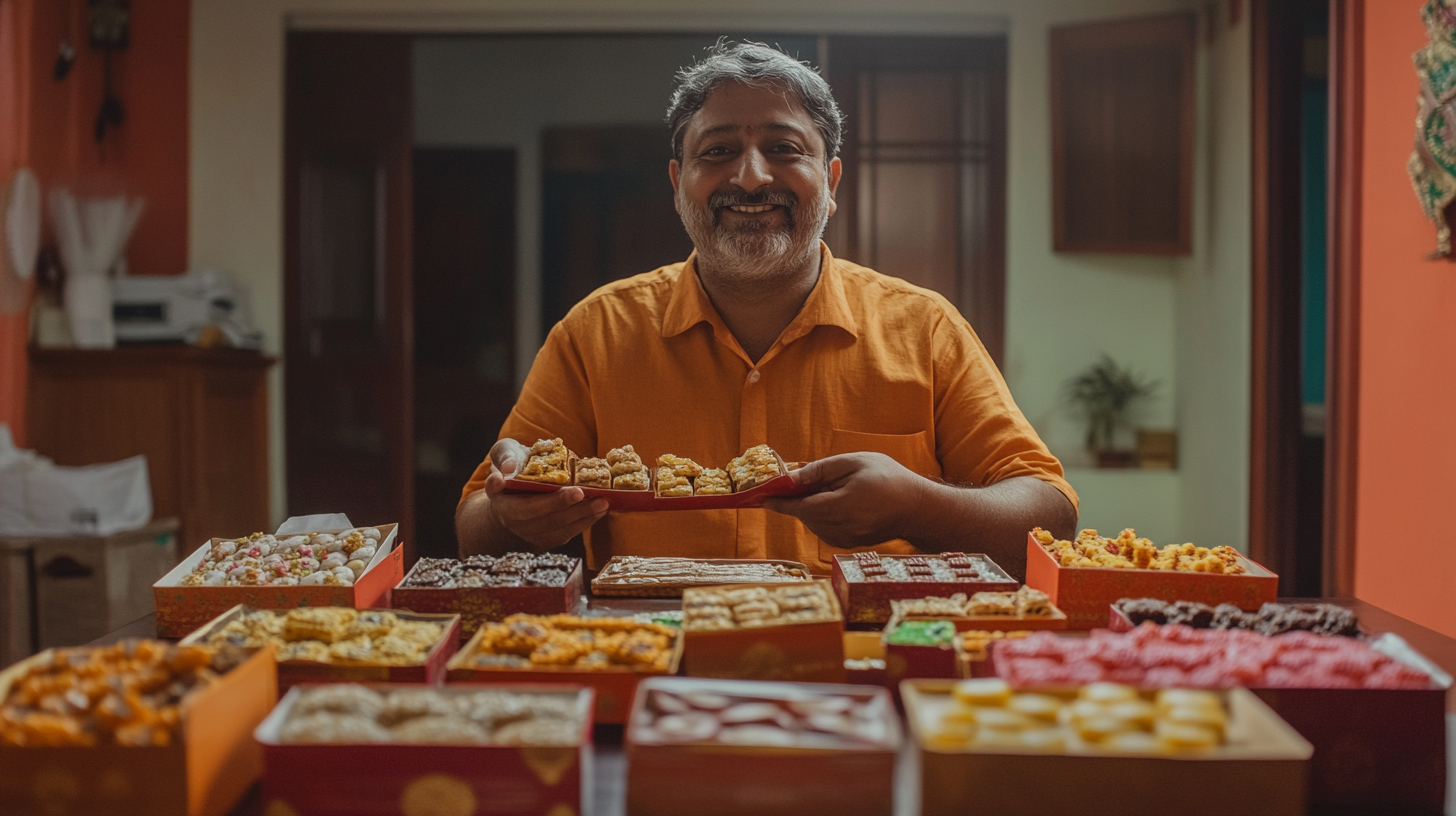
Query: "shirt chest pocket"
828 429 941 479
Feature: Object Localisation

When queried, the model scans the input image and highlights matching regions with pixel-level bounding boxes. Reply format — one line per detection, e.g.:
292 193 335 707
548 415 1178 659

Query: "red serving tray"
504 471 813 511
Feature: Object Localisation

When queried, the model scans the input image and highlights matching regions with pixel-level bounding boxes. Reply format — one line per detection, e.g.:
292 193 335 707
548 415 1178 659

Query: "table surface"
88 596 1456 816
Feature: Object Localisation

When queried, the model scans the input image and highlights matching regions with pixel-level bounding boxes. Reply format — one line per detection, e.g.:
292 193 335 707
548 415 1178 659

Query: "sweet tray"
504 470 813 511
391 558 584 635
831 553 1019 625
591 556 816 598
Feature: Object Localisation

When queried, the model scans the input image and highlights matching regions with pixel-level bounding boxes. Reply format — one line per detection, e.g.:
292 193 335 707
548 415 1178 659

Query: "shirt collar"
660 241 860 343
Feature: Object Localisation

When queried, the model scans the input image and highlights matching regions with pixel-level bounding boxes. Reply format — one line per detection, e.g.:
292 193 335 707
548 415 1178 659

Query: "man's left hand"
763 453 929 548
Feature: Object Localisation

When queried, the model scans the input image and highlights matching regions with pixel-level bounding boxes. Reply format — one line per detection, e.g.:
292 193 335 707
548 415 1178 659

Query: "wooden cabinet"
28 347 275 549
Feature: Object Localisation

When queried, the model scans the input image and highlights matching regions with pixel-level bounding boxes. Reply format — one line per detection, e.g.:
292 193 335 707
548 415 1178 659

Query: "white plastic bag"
0 425 152 536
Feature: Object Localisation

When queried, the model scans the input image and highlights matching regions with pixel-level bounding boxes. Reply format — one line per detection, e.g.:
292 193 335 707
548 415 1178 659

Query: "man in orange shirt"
458 42 1076 578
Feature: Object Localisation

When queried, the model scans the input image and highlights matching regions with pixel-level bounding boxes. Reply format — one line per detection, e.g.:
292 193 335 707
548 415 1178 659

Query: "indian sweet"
726 444 784 491
681 583 838 631
276 684 583 745
203 608 445 666
1033 527 1247 574
574 457 611 488
886 620 957 647
694 468 732 495
466 614 676 672
891 587 1054 619
0 641 244 747
399 552 578 589
1116 598 1361 637
518 438 572 485
994 625 1433 689
179 527 383 587
924 679 1226 754
592 556 812 595
838 552 994 583
959 630 1031 662
632 683 893 747
606 445 651 490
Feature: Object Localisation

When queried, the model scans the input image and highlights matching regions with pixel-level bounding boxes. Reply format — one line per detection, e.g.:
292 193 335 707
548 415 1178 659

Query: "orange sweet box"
445 621 683 724
179 604 462 693
390 559 584 636
0 645 278 816
255 683 593 816
682 581 846 684
151 524 405 638
1023 532 1279 629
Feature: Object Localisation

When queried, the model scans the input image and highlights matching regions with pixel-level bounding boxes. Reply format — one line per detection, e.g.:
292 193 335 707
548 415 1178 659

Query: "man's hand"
763 453 929 548
460 439 608 554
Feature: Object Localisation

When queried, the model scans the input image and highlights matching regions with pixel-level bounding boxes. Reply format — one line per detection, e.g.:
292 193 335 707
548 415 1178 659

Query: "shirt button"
748 370 761 384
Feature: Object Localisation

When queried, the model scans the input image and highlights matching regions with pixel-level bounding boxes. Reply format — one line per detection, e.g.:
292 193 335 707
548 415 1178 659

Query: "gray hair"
666 41 844 166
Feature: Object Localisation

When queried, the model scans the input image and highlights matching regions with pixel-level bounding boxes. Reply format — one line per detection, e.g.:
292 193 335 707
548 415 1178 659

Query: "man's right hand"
481 438 609 551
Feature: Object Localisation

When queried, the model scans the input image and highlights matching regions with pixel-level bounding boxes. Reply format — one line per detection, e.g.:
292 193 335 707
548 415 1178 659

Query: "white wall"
192 0 1250 551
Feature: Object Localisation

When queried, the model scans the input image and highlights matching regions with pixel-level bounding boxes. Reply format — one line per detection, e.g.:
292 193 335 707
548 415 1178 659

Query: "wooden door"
284 33 414 559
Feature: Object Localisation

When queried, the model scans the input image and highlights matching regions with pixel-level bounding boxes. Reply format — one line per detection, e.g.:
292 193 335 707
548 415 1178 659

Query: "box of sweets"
903 679 1312 816
1072 604 1448 816
884 621 960 684
180 605 461 693
390 552 583 636
255 683 593 816
0 641 278 816
1023 529 1278 630
626 676 901 816
886 587 1069 633
831 552 1019 625
681 581 845 684
843 632 889 687
152 524 404 638
446 613 683 724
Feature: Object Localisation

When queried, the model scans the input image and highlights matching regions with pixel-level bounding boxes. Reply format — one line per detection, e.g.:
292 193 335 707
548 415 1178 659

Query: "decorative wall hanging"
1409 0 1456 257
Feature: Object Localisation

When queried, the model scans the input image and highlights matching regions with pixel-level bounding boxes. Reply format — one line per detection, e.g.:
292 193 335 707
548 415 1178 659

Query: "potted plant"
1064 355 1159 468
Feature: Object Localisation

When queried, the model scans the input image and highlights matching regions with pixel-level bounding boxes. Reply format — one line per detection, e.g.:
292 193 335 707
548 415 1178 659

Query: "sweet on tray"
204 608 445 666
727 444 783 491
276 684 583 745
0 641 242 747
593 556 812 596
694 468 732 495
682 583 838 631
178 527 383 587
632 682 893 747
925 679 1228 753
841 552 989 583
608 445 651 491
518 438 572 485
399 552 577 589
1033 527 1247 574
1116 598 1360 636
574 457 611 489
466 614 675 672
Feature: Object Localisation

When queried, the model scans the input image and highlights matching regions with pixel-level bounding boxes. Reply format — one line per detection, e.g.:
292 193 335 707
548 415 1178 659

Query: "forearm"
455 490 534 558
902 476 1078 580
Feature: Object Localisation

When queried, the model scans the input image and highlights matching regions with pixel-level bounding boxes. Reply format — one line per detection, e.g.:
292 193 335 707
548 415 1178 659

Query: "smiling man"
457 41 1077 579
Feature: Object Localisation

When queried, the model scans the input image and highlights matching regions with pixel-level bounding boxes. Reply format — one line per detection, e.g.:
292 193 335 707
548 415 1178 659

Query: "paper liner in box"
902 680 1312 816
0 645 278 816
179 604 461 693
590 556 815 598
151 524 404 638
1023 532 1279 630
255 683 593 816
391 559 584 635
682 581 845 683
831 553 1019 625
445 622 682 724
626 676 900 816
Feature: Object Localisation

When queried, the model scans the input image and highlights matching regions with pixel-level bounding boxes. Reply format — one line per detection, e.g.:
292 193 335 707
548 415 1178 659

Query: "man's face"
670 81 842 281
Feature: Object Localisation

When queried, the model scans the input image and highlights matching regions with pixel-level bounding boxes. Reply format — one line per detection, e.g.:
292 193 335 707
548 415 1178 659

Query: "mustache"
708 189 799 211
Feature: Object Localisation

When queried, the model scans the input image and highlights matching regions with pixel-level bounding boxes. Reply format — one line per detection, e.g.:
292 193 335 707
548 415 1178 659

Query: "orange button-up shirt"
462 244 1076 574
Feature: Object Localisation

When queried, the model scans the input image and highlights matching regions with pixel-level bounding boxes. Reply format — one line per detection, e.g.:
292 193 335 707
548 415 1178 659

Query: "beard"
679 183 832 288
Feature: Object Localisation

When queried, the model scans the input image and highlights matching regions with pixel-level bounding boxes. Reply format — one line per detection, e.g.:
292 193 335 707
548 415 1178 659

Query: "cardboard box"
446 621 683 724
256 683 594 816
1023 533 1279 630
902 680 1312 816
0 644 277 816
843 631 888 687
592 556 814 598
152 524 403 638
390 558 584 636
683 582 845 684
21 519 180 649
831 553 1019 625
180 604 461 693
626 676 901 816
0 536 32 667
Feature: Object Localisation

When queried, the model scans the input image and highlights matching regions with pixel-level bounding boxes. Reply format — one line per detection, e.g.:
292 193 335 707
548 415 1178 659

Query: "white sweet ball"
300 571 328 586
273 576 299 586
202 570 227 586
345 559 367 577
212 541 237 558
320 552 348 570
361 527 382 541
351 545 376 562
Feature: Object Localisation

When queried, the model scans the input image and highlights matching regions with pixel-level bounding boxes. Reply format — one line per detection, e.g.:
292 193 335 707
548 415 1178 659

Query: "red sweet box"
179 604 461 693
1023 532 1279 630
152 524 404 638
255 683 593 816
682 581 846 684
831 553 1019 625
390 559 584 636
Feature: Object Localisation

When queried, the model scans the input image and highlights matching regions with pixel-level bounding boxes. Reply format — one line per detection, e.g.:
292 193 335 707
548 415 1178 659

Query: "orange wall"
0 0 189 445
1354 0 1456 637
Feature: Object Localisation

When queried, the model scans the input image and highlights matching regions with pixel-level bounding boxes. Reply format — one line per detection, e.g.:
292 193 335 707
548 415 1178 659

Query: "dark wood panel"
1050 14 1195 254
